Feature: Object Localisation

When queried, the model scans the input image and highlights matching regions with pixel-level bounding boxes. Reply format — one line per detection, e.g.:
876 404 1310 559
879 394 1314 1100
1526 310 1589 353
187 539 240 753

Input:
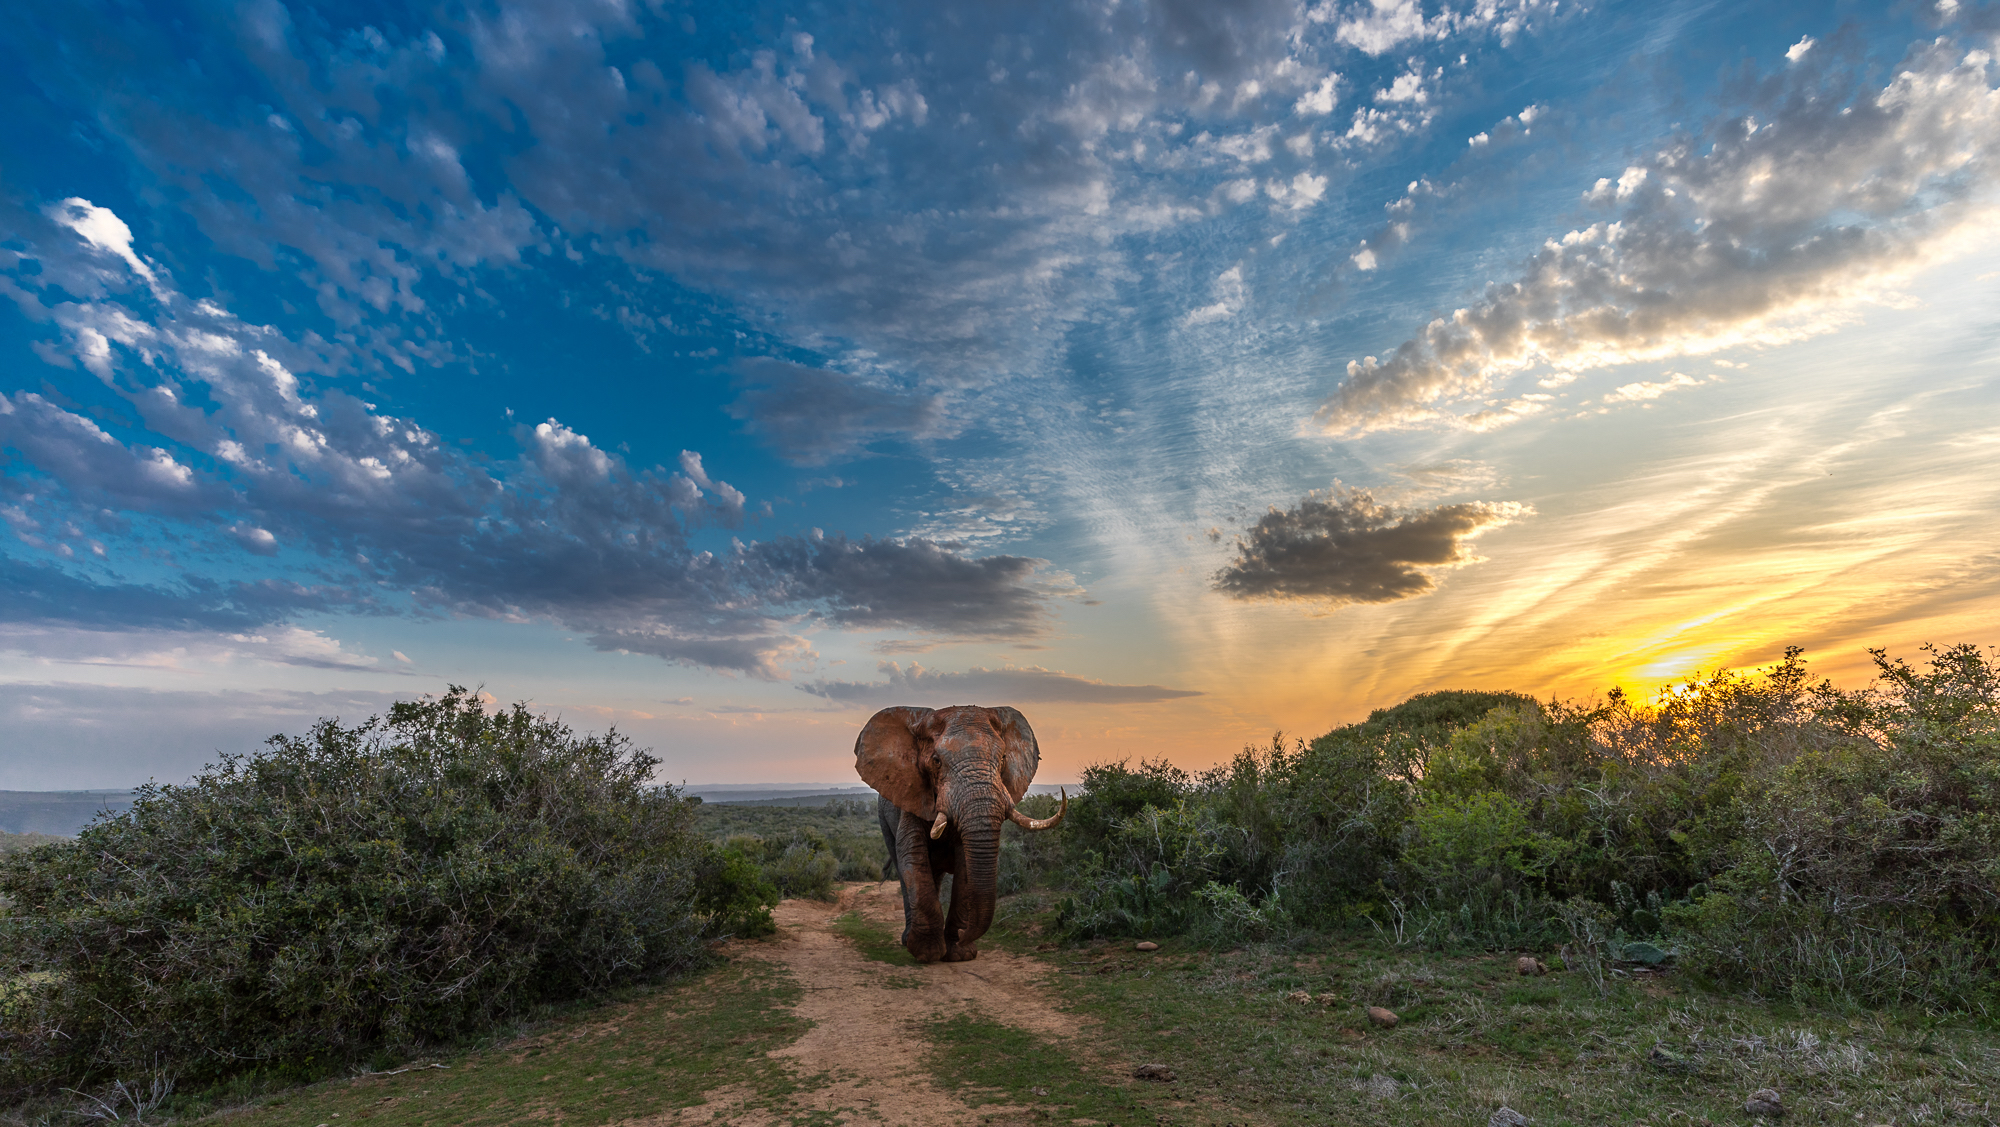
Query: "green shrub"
1672 645 2000 1010
0 688 729 1091
692 843 780 938
1057 799 1282 942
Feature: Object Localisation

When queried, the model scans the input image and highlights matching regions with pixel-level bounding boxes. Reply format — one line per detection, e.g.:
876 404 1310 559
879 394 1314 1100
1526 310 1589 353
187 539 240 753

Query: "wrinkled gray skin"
853 704 1059 964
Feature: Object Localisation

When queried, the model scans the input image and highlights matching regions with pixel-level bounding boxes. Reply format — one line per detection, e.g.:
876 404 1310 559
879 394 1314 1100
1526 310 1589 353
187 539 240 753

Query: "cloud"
799 660 1203 704
743 534 1079 640
1184 265 1248 325
1213 486 1527 606
0 209 1074 679
0 555 357 634
1315 38 2000 435
726 359 949 465
1594 371 1709 405
0 622 394 674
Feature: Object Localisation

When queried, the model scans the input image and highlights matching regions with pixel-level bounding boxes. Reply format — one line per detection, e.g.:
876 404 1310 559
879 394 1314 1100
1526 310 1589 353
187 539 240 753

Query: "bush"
692 843 780 939
1037 642 2000 1011
1672 645 2000 1009
0 688 731 1091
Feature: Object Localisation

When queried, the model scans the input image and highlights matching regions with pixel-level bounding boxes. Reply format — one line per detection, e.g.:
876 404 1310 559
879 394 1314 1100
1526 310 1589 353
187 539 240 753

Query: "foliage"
0 688 742 1092
690 800 890 889
1048 644 2000 1011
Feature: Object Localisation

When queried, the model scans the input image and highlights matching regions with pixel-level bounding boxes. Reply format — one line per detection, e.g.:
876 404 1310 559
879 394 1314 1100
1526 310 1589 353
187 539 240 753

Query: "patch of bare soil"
653 881 1091 1126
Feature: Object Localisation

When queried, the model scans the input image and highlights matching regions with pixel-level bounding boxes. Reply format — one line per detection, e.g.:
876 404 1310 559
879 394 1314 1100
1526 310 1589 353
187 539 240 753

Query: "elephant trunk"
950 787 1006 947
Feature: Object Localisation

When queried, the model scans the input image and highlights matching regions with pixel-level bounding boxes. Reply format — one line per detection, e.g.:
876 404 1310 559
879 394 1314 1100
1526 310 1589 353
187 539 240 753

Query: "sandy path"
661 881 1096 1126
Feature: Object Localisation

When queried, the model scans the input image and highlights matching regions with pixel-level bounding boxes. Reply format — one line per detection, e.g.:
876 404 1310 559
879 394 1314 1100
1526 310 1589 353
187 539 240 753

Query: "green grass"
829 910 921 969
198 957 828 1127
925 1013 1159 1125
983 896 2000 1126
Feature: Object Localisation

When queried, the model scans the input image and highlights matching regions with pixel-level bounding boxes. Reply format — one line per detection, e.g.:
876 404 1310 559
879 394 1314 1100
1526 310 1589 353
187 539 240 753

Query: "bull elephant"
855 704 1066 963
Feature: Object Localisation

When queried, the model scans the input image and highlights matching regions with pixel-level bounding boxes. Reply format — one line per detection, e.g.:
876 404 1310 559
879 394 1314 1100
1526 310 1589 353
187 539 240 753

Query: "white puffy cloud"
1316 39 2000 435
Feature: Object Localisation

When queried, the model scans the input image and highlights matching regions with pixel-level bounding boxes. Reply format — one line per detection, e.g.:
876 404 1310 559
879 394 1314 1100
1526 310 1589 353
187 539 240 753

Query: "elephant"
854 704 1066 963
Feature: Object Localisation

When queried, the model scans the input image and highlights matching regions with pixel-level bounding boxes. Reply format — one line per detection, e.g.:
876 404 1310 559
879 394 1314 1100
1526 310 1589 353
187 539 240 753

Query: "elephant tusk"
930 810 949 839
1007 788 1067 832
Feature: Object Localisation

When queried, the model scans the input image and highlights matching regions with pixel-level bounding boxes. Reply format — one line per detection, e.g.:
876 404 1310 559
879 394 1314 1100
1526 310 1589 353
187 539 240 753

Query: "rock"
1488 1107 1532 1127
1315 993 1339 1006
1353 1074 1400 1100
1135 940 1160 951
1515 956 1547 976
1744 1088 1784 1118
1365 1005 1399 1028
1285 990 1313 1005
1131 1064 1176 1082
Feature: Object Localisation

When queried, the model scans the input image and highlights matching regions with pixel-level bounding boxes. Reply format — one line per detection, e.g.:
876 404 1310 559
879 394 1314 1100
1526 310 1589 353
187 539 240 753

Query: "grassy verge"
197 956 818 1127
925 1013 1158 1125
830 909 920 968
983 897 2000 1126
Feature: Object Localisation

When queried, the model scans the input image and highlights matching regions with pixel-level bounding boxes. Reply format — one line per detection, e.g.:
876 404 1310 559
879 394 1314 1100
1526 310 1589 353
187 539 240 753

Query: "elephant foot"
903 927 947 964
942 941 980 962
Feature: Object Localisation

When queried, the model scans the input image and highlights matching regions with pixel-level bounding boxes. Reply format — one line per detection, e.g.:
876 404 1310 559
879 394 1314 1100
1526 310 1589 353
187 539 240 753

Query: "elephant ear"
855 706 939 818
988 706 1040 804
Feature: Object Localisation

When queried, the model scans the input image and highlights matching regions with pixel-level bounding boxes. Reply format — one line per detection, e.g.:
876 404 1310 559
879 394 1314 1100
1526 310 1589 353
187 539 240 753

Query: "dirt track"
664 881 1092 1126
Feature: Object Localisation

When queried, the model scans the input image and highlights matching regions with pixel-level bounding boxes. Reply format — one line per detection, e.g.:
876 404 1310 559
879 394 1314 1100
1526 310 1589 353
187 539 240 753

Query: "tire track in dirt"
657 881 1092 1126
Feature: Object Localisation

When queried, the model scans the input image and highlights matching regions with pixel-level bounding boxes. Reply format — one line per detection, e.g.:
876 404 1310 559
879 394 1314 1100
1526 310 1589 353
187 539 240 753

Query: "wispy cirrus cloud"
1316 38 2000 436
1213 486 1527 607
799 660 1202 704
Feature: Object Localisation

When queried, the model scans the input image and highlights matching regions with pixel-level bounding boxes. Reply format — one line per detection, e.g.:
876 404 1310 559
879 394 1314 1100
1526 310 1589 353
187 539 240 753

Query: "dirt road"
666 881 1097 1126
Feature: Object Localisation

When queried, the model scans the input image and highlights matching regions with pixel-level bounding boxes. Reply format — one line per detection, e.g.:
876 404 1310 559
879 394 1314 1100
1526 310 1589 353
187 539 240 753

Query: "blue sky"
3 0 1997 788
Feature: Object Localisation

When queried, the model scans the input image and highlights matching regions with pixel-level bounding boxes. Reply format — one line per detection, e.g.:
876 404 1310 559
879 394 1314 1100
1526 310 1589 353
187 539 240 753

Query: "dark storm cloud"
800 660 1203 704
726 359 948 466
1213 487 1526 605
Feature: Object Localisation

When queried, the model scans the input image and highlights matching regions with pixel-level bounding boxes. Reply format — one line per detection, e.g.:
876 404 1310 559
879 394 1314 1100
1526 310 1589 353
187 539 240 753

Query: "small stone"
1365 1005 1399 1028
1315 993 1339 1006
1488 1107 1532 1127
1516 956 1548 976
1135 940 1159 951
1745 1088 1784 1118
1285 989 1313 1005
1131 1063 1176 1082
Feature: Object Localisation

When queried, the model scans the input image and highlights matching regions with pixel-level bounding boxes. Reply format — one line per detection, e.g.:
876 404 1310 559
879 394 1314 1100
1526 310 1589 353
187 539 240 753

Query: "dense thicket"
1052 646 2000 1013
0 689 757 1091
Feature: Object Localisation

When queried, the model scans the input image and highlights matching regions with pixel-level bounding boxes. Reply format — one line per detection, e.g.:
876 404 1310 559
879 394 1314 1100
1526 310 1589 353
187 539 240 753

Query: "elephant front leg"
894 810 948 963
941 897 979 962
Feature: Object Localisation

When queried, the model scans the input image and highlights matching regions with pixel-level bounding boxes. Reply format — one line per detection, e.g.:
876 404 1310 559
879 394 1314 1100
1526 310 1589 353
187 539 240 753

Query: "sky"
2 0 1997 789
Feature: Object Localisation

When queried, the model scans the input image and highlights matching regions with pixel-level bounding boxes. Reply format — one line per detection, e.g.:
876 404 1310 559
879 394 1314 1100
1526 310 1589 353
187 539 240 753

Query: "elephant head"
855 704 1065 963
